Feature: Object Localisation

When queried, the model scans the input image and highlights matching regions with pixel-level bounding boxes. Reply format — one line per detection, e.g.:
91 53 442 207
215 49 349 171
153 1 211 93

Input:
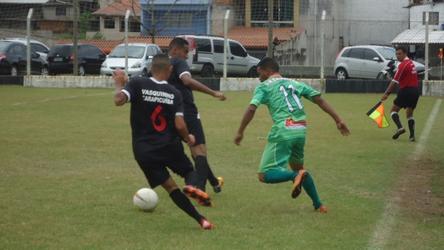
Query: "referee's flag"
366 101 389 128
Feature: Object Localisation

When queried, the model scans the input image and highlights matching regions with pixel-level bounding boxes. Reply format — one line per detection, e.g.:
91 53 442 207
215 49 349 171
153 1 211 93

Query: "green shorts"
258 137 306 173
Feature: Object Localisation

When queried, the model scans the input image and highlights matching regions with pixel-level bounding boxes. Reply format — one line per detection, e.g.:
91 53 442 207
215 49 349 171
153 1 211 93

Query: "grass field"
0 86 443 249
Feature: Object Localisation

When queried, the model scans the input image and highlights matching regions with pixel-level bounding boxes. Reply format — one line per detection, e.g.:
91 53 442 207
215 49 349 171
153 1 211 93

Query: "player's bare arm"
313 96 350 136
234 104 257 145
180 74 226 101
175 115 195 146
113 69 128 106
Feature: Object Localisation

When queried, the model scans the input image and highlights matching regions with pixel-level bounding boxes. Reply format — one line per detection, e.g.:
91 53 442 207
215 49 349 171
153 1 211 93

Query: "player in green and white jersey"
234 57 350 213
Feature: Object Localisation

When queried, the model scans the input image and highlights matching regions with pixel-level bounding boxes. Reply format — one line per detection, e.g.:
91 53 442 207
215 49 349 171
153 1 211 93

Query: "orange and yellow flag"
366 102 389 128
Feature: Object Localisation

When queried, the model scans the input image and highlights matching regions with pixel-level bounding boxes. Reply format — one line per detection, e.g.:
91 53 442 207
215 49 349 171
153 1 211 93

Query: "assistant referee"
381 46 420 142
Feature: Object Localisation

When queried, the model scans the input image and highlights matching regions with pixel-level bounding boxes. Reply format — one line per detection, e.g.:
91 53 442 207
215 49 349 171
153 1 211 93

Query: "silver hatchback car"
101 43 162 77
334 45 424 80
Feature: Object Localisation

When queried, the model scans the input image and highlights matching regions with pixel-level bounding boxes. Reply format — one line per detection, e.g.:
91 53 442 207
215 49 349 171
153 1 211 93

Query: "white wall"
410 3 444 30
299 0 410 66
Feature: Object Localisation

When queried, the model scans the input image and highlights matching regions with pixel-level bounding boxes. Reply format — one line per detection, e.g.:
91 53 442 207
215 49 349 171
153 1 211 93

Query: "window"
104 17 115 29
341 48 351 58
348 48 365 59
56 6 66 16
196 39 211 53
423 12 439 25
213 40 224 53
10 44 26 57
31 44 49 54
119 20 140 32
363 49 380 61
146 47 158 57
229 42 247 57
251 0 293 26
80 46 102 57
166 13 193 28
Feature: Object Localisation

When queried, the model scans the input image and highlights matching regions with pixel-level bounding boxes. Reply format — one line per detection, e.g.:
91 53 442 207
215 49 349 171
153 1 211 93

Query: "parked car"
3 38 50 64
100 43 162 77
177 35 260 77
334 45 425 80
0 40 47 76
47 44 106 75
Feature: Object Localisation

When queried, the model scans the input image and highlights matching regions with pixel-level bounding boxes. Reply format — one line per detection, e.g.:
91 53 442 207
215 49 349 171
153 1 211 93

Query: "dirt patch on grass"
395 156 444 217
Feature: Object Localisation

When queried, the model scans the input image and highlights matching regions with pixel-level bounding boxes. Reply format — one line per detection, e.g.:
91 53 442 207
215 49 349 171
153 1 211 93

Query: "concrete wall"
423 80 444 96
410 3 444 29
299 0 410 66
220 77 324 92
24 76 114 88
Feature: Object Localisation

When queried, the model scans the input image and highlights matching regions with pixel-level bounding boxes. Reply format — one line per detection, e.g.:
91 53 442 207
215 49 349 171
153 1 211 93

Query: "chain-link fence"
1 0 443 79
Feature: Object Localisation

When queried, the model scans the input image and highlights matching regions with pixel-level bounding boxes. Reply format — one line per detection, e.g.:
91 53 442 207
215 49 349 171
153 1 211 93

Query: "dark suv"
0 40 47 76
47 44 106 75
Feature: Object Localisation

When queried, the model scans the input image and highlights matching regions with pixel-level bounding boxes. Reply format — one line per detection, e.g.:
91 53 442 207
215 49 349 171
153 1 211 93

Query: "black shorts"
394 87 420 109
185 113 206 145
133 141 194 188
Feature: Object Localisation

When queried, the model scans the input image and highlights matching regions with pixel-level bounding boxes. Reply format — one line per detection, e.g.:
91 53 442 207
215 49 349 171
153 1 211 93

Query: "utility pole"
267 0 273 57
425 12 429 81
73 0 79 75
150 0 155 43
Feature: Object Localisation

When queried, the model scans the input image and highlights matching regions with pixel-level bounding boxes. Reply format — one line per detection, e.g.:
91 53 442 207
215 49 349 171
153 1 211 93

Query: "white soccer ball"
133 188 159 212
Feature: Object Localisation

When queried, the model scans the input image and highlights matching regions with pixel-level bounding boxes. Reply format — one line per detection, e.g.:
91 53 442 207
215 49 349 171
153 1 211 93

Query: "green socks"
302 173 322 209
263 169 322 209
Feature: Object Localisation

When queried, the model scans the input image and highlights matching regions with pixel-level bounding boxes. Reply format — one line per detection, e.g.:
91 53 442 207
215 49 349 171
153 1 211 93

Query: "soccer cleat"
199 217 214 230
409 136 416 142
316 205 328 213
183 185 212 207
392 128 406 140
291 170 307 199
212 177 224 193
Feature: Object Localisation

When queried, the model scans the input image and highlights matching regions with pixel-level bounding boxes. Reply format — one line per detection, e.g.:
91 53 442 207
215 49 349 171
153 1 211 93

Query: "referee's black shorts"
184 113 206 145
133 141 194 188
394 87 420 109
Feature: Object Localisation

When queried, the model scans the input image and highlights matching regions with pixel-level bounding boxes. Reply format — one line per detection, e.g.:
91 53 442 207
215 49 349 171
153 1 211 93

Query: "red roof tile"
56 36 173 54
56 27 303 52
93 0 141 16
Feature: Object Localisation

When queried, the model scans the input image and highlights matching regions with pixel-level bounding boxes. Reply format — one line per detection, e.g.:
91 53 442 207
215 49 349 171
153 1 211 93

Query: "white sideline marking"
367 99 442 250
11 92 111 106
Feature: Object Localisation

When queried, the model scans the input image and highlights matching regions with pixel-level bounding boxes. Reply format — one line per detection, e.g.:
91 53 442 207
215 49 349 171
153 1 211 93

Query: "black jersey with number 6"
122 77 184 150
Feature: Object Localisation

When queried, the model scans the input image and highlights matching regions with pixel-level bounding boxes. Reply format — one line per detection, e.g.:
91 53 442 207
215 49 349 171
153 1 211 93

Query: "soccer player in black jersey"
168 37 226 193
113 54 213 230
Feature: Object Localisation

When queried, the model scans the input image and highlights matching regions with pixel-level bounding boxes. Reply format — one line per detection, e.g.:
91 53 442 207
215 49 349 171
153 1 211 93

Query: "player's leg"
167 142 212 207
391 93 406 139
406 88 419 142
406 108 415 141
258 141 299 184
289 137 326 212
161 177 213 229
187 115 222 192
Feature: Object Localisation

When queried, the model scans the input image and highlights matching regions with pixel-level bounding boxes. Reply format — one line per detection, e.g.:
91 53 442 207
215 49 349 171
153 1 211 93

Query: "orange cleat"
291 170 307 199
183 185 212 207
316 205 328 213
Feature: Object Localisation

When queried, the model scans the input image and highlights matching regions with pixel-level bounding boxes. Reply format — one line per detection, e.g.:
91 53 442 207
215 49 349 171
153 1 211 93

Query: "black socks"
169 189 202 223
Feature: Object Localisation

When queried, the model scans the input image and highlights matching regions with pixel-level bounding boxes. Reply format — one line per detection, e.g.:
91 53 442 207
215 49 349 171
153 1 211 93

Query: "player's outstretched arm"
175 115 195 146
234 104 257 145
313 96 350 136
180 74 226 101
113 69 128 106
